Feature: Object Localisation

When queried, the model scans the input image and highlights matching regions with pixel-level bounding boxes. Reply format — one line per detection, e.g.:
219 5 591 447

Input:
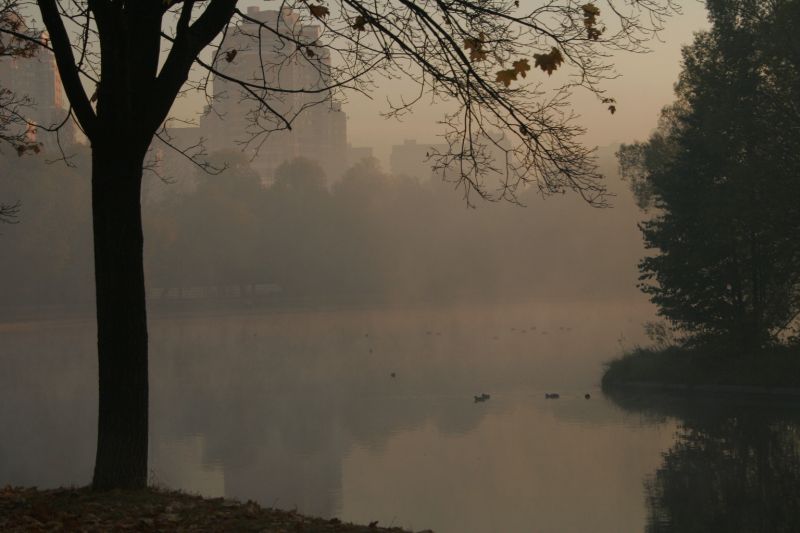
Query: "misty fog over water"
4 143 800 531
0 145 644 319
6 0 800 529
1 301 664 532
3 301 800 532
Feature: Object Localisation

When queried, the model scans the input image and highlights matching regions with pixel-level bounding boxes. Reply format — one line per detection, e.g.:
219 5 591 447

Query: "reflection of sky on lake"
0 301 705 532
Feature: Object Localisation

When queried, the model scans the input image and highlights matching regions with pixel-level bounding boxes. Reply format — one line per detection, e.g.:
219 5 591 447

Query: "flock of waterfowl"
472 392 591 403
372 323 589 405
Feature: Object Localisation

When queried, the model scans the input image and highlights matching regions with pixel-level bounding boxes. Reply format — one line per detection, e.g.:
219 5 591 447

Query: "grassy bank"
602 345 800 390
0 486 419 533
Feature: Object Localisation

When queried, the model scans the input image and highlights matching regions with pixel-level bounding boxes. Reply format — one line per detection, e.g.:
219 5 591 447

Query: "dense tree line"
618 0 800 351
0 148 643 312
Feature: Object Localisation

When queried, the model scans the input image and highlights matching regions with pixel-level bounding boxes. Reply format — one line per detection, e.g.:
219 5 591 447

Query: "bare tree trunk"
90 145 149 490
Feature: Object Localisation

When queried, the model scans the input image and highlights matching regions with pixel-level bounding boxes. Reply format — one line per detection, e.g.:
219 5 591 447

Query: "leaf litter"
1 486 423 533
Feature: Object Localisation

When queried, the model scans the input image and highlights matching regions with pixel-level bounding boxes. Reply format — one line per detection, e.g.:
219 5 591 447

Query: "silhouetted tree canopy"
618 0 800 350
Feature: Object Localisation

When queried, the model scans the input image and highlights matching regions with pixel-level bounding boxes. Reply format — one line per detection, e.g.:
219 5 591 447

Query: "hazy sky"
218 1 709 163
343 0 709 160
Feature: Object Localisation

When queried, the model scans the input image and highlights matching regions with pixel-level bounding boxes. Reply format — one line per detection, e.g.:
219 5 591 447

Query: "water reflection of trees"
0 315 495 517
148 316 494 516
607 391 800 532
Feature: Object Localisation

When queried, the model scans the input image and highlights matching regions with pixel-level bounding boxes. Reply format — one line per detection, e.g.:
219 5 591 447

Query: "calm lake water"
2 300 800 532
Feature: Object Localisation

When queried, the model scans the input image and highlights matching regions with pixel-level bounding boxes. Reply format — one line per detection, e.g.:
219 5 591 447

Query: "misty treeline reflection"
1 305 641 525
609 392 800 533
0 311 497 499
0 145 640 312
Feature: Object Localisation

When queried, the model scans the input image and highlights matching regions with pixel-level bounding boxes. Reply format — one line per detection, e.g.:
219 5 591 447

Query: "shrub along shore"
602 345 800 395
0 486 422 533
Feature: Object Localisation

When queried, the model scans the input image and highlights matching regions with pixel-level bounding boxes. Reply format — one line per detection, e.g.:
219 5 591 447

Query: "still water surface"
2 301 799 532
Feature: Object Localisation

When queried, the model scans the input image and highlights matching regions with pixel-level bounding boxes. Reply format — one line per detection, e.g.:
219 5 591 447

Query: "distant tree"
191 151 264 292
145 150 265 294
0 148 93 302
618 0 800 350
0 1 39 152
3 0 677 489
272 157 327 196
0 0 42 222
265 158 335 294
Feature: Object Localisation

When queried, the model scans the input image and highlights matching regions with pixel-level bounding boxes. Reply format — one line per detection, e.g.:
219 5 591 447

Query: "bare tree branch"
37 0 96 136
0 200 19 224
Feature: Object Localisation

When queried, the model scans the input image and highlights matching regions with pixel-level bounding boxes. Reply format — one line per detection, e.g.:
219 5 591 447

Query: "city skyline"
0 2 709 179
162 1 710 173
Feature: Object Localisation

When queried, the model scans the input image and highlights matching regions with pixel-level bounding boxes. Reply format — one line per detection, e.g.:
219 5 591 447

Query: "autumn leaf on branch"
496 69 516 87
463 34 488 62
352 15 368 31
496 58 532 87
308 4 330 20
512 59 530 78
602 96 616 114
586 26 602 41
533 47 564 75
582 3 603 41
15 142 41 156
582 4 600 26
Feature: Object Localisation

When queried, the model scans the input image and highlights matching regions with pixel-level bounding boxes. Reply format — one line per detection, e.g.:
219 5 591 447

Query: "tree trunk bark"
90 146 149 490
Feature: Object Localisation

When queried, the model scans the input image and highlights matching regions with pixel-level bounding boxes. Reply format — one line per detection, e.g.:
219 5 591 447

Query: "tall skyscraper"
0 17 82 149
197 6 348 182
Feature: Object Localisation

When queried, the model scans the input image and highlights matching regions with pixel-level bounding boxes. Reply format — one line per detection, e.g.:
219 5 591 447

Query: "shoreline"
602 379 800 400
0 295 649 327
602 345 800 399
0 486 419 533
